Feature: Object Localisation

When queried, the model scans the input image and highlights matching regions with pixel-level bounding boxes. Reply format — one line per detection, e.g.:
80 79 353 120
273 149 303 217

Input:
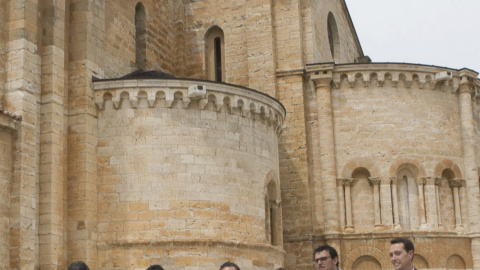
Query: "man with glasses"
313 245 342 270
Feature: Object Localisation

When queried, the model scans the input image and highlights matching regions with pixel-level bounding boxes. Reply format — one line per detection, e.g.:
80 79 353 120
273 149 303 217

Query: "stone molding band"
94 79 286 134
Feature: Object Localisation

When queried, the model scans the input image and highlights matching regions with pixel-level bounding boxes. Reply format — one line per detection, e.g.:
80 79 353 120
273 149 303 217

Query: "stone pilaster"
368 177 382 227
304 75 324 235
448 179 464 232
336 179 345 230
423 176 438 230
417 177 427 229
310 67 340 237
390 177 402 231
0 0 6 107
457 69 480 268
340 178 355 232
39 1 67 269
0 118 17 270
5 1 41 270
380 177 394 227
434 178 443 229
67 0 105 267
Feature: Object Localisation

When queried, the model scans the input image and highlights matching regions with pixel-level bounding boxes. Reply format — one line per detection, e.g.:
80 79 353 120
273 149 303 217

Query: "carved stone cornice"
0 108 21 131
93 78 286 134
310 63 480 93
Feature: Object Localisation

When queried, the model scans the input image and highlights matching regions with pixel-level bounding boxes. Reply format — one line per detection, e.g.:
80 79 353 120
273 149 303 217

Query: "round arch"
340 157 381 179
343 246 391 270
433 159 463 178
389 158 426 178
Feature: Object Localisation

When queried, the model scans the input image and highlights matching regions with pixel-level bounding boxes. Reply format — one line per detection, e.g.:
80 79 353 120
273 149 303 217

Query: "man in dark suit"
389 237 417 270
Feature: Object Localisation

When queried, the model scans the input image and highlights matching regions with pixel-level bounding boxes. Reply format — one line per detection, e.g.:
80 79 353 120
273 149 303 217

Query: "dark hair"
68 261 90 270
146 265 165 270
276 268 288 270
390 237 415 254
220 261 240 270
313 245 339 267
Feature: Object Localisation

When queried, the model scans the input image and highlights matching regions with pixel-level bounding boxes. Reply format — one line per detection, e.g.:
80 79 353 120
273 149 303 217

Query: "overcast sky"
345 0 480 75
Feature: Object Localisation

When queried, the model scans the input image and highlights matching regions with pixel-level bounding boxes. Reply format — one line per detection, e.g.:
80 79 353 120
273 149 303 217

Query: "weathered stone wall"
3 0 480 269
333 76 463 177
4 0 42 269
311 1 362 63
98 241 285 270
0 126 12 270
93 79 285 269
183 0 250 86
103 0 178 78
39 1 68 269
67 0 104 267
330 66 467 236
473 90 480 182
0 0 5 106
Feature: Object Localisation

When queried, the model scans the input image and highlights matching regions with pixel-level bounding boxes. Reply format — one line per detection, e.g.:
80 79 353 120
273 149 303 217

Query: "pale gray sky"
345 0 480 75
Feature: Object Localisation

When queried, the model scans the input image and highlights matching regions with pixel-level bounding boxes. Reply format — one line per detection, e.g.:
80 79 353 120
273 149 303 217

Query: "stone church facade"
1 0 479 270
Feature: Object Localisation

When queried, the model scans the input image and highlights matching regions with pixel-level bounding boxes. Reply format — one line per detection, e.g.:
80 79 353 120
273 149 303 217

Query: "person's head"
389 237 415 270
313 245 339 270
276 268 287 270
146 265 165 270
68 261 89 270
219 261 240 270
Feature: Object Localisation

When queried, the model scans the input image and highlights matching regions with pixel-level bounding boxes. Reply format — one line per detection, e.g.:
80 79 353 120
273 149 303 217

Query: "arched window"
135 2 147 69
439 169 457 230
205 26 225 82
396 167 420 231
265 176 282 246
327 12 340 62
350 167 374 232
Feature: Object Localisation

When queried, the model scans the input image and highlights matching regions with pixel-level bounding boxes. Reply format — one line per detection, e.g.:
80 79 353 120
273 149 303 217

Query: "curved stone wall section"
94 79 285 133
330 64 465 179
307 63 479 235
93 78 285 269
332 65 467 233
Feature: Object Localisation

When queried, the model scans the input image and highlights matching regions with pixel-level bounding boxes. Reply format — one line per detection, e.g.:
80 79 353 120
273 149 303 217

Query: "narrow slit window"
214 37 222 82
205 26 225 82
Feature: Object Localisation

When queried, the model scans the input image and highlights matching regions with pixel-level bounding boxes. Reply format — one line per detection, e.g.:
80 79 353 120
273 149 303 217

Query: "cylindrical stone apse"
93 77 286 270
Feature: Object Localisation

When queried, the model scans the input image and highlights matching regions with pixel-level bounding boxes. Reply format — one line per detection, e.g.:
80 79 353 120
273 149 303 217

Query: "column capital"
458 69 479 94
421 176 436 185
448 178 465 188
307 63 334 88
368 177 381 186
338 178 356 187
434 177 443 186
417 177 427 185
